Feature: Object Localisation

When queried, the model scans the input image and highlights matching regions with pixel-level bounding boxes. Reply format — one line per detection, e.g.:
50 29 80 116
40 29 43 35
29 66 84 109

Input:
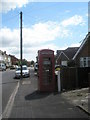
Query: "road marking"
2 81 20 118
22 81 31 85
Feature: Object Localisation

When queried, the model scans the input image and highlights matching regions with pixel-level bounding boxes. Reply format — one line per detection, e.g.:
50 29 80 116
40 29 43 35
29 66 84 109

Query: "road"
2 69 19 114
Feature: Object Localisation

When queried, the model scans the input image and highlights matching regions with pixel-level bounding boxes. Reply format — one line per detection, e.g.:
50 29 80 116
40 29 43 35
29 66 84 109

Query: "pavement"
2 69 90 119
61 87 90 116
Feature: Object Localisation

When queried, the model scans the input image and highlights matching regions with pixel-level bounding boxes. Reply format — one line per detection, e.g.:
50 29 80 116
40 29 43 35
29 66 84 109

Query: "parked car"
10 65 16 70
34 63 38 71
0 63 6 71
15 65 30 78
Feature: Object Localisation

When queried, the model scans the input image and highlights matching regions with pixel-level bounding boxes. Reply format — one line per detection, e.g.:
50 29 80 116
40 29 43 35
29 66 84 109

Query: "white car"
15 65 30 78
34 63 38 71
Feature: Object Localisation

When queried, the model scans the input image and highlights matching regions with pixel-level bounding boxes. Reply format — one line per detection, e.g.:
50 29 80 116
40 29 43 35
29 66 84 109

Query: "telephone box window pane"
43 61 51 65
42 57 52 85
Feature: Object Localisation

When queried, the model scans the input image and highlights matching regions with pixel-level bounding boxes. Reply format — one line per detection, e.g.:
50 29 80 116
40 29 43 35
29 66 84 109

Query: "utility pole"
20 11 23 79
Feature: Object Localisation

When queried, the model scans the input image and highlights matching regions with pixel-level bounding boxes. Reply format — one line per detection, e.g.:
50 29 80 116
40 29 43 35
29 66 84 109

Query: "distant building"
0 50 11 67
9 55 19 66
0 50 4 62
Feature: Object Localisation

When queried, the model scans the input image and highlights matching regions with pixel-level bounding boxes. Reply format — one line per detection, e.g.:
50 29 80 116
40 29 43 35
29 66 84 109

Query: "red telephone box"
38 49 55 92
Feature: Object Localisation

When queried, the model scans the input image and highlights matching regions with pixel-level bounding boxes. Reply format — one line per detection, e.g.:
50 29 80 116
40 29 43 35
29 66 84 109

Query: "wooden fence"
59 67 90 91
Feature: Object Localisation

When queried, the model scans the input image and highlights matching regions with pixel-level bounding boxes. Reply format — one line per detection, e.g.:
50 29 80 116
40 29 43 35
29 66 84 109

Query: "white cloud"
0 21 70 61
61 15 85 27
69 43 80 47
23 43 60 61
23 22 70 46
65 10 70 13
86 13 88 17
0 21 70 46
0 15 85 61
56 43 80 51
0 0 29 13
0 28 20 47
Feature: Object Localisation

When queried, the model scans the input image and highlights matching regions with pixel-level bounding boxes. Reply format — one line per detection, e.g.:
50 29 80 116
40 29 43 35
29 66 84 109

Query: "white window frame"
61 61 67 66
80 57 90 67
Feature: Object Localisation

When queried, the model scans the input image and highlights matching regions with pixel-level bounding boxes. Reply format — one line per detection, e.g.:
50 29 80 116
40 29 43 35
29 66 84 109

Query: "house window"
80 58 83 67
61 61 67 66
88 57 90 67
83 57 87 67
80 57 90 67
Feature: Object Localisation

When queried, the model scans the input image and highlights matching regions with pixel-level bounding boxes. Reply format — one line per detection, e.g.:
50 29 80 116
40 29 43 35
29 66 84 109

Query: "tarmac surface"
3 69 90 119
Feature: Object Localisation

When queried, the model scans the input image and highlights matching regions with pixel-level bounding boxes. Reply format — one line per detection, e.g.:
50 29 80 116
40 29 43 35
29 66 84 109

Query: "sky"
0 0 89 61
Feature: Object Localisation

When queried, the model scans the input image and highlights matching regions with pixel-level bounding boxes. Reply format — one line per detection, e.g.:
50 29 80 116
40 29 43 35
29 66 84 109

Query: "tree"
22 59 27 65
30 60 34 65
18 59 28 66
17 60 20 66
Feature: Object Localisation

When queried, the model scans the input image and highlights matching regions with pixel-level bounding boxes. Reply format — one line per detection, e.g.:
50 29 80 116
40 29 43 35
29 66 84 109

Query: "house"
56 47 79 66
57 33 90 90
9 55 19 66
3 51 11 67
0 50 4 63
73 32 90 67
0 50 11 67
